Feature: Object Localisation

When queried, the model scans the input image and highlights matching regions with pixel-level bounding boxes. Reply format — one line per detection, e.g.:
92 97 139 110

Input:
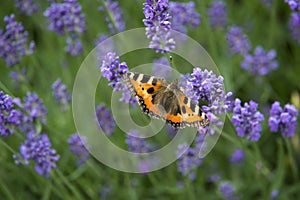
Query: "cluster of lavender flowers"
169 1 200 33
68 133 90 165
231 99 264 142
143 0 175 53
52 78 71 112
16 134 60 177
44 0 86 56
96 104 116 136
226 26 251 55
230 148 245 164
285 0 300 12
219 182 238 200
0 91 22 136
99 0 125 34
226 25 278 75
9 67 27 87
176 135 204 180
0 90 59 177
208 1 227 29
14 0 39 16
125 130 152 153
181 68 233 114
0 14 35 67
100 52 135 104
269 101 298 137
286 1 300 44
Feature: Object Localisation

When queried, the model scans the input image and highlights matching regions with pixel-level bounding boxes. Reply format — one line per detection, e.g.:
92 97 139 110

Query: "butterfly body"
124 72 209 129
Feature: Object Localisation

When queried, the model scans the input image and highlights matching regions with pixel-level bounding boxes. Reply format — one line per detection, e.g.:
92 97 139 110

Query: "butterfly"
123 72 209 129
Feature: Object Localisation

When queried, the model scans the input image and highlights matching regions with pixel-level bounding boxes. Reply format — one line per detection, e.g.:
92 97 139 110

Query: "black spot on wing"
181 106 186 114
183 97 188 104
147 87 154 94
190 102 196 112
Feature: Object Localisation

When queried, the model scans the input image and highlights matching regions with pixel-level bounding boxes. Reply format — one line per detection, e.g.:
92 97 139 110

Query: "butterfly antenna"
167 54 177 70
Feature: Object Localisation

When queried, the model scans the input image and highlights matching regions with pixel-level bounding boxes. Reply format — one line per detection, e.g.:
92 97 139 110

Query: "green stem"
55 169 83 200
0 138 17 155
184 178 196 200
0 179 14 200
284 137 299 182
0 80 13 96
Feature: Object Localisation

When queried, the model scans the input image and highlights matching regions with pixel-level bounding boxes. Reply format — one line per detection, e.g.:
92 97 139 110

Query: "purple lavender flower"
231 98 264 142
9 67 27 87
96 104 116 136
0 91 22 136
289 12 300 44
65 34 83 56
176 135 204 180
268 101 298 137
68 133 90 165
143 0 175 53
285 0 300 12
0 14 35 67
181 68 233 114
152 57 171 79
44 0 85 35
100 52 135 104
100 0 125 34
99 184 112 199
261 0 273 8
125 130 152 153
230 148 245 164
208 1 227 29
16 133 60 177
14 0 39 15
270 190 279 200
241 46 278 75
22 92 47 124
169 2 200 33
226 26 251 55
219 182 237 200
44 0 85 56
52 78 71 112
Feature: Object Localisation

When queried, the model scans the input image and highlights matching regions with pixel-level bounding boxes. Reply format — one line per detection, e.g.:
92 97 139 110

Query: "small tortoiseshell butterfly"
123 72 209 129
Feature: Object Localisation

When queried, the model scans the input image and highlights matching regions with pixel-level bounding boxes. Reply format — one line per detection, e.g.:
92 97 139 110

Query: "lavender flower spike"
0 91 22 136
241 46 278 76
68 133 90 165
289 12 300 44
125 130 152 153
44 0 86 56
0 14 35 67
208 1 227 29
226 26 251 55
14 0 39 16
231 98 264 142
230 148 245 164
17 134 60 177
169 1 200 33
22 92 47 124
100 0 126 34
268 101 298 137
100 52 135 104
285 0 300 12
52 78 71 111
143 0 175 53
96 104 116 136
